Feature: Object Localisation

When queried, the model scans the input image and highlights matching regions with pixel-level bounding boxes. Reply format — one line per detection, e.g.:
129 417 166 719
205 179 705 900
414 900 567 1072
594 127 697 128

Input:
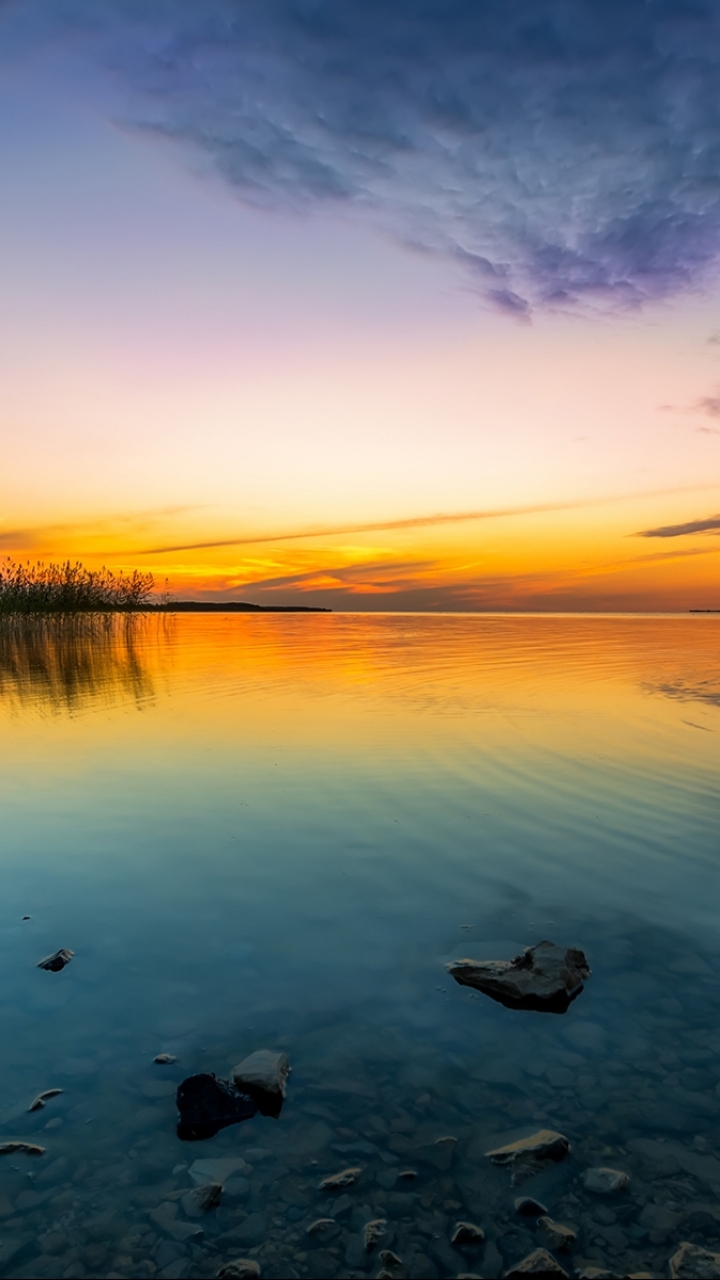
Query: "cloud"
638 514 720 538
8 0 720 314
696 394 720 418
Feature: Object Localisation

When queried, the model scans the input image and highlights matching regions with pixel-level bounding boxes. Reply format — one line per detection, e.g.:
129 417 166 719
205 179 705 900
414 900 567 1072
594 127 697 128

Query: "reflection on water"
0 614 718 1279
0 614 169 714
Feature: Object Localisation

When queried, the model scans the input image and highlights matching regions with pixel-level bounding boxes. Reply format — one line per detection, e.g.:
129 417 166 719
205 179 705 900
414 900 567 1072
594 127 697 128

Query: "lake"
0 612 719 1279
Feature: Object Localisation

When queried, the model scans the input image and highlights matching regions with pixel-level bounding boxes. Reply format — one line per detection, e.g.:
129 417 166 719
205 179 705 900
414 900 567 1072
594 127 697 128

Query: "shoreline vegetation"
0 559 330 614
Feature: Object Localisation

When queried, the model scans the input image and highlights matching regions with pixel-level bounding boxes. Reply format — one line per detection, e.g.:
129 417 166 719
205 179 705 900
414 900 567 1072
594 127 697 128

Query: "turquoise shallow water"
0 613 719 1278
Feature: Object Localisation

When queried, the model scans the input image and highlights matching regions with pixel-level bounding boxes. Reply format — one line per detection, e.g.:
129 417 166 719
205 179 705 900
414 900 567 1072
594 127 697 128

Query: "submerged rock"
176 1073 257 1141
217 1262 261 1279
181 1181 222 1216
669 1242 720 1278
451 1222 485 1246
0 1142 45 1156
581 1166 629 1194
364 1218 388 1250
515 1197 548 1217
232 1050 290 1117
319 1166 361 1189
28 1089 62 1113
36 949 74 973
504 1247 569 1276
537 1217 576 1250
306 1218 336 1235
154 1053 177 1065
486 1129 569 1181
448 940 589 1013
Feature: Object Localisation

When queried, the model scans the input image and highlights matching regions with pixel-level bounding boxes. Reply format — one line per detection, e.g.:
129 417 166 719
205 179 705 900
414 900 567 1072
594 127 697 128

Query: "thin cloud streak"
639 514 720 539
137 483 720 556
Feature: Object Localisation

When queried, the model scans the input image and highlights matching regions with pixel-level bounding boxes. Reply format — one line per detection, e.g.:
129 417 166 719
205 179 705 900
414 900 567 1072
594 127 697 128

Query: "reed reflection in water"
0 613 168 714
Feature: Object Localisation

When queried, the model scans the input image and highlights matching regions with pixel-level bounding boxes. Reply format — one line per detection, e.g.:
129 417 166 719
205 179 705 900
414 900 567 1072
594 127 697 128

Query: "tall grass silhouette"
0 559 154 614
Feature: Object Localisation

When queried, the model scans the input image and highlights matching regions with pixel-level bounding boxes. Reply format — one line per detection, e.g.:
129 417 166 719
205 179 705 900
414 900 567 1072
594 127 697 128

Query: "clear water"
0 613 719 1279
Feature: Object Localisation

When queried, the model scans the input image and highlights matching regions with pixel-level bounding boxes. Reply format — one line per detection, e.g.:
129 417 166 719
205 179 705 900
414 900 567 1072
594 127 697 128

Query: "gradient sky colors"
2 1 720 609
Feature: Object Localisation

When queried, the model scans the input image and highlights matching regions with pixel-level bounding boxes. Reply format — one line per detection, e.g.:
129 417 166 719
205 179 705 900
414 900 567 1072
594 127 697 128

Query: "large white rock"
448 940 590 1012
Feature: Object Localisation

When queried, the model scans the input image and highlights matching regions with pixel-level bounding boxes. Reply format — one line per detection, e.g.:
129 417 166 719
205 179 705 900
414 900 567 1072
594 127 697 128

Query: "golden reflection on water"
0 613 170 714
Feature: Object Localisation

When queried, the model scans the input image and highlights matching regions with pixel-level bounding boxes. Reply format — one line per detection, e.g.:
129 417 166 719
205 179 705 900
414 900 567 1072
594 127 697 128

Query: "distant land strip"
157 601 331 613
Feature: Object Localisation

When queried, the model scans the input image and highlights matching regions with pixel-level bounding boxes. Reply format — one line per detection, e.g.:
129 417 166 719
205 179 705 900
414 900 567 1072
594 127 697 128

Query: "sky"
1 0 720 610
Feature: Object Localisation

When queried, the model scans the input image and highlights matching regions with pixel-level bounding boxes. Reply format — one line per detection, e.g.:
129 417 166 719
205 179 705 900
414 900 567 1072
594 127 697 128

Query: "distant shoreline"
155 601 331 613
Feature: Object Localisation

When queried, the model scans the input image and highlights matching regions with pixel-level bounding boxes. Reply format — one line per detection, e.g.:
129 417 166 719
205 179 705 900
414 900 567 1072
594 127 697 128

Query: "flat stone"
155 1054 177 1065
319 1166 361 1190
189 1157 248 1186
150 1203 203 1243
486 1129 569 1178
181 1182 221 1216
29 1089 62 1112
669 1242 720 1278
175 1073 257 1141
504 1248 570 1276
0 1141 45 1157
448 940 590 1013
515 1197 548 1217
364 1218 388 1250
537 1216 576 1250
232 1050 290 1117
581 1167 629 1194
451 1221 485 1246
36 949 74 972
216 1263 261 1279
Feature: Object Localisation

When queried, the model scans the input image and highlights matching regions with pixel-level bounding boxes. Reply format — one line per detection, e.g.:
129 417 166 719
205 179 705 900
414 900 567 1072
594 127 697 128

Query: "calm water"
0 613 719 1279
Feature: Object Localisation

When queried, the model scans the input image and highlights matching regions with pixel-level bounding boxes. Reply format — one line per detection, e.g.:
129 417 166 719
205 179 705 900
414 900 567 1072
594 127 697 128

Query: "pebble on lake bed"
515 1197 548 1216
306 1218 336 1235
668 1241 720 1278
36 948 74 972
216 1262 261 1279
364 1218 388 1250
448 939 590 1013
451 1221 485 1246
0 1141 45 1156
181 1181 222 1216
537 1216 576 1250
28 1088 63 1112
154 1053 177 1064
319 1165 361 1189
581 1166 629 1194
486 1129 569 1180
504 1247 569 1276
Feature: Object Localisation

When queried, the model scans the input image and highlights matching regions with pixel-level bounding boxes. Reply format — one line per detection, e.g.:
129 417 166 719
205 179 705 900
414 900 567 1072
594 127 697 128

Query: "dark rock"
515 1197 548 1217
398 1169 417 1180
36 949 74 973
451 1222 485 1246
448 940 589 1012
155 1054 177 1065
181 1182 222 1216
668 1241 720 1278
232 1050 290 1117
319 1166 361 1190
0 1141 45 1157
175 1073 257 1141
216 1262 261 1279
486 1130 569 1180
504 1247 569 1276
29 1089 63 1112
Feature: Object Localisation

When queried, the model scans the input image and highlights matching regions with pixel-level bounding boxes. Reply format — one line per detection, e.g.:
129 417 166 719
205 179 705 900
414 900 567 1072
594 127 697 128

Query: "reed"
0 559 155 614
